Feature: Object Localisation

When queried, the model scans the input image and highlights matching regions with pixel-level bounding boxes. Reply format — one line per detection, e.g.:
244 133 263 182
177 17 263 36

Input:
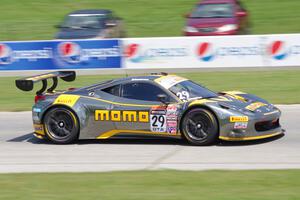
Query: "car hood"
188 92 277 115
55 28 103 39
187 17 237 27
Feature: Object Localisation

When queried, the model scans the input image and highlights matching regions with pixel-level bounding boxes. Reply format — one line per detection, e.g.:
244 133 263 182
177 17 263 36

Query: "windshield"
62 14 107 29
190 3 234 18
169 80 218 101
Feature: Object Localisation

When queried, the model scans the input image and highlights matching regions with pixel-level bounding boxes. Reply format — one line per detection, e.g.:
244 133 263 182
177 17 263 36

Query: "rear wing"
15 71 76 95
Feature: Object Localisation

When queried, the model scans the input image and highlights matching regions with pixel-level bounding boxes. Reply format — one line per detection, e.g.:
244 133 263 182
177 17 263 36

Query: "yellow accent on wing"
27 74 55 81
97 130 181 139
229 116 249 122
53 94 80 107
219 131 282 141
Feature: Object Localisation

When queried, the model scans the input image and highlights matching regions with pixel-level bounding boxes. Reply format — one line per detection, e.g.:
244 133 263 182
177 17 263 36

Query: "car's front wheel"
181 108 219 146
43 107 79 144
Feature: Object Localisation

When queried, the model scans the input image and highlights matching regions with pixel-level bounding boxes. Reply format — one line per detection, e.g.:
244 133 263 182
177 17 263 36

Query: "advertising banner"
0 39 121 70
123 34 300 69
262 34 300 67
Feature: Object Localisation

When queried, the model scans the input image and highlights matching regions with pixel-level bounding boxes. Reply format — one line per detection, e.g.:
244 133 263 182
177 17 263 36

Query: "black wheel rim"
184 111 213 141
45 109 75 140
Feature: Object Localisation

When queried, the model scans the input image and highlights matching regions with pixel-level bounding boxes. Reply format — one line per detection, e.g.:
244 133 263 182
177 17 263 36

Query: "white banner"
122 34 300 69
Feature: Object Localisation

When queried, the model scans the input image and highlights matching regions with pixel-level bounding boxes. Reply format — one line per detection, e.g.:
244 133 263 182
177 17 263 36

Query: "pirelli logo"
230 116 249 122
95 110 149 122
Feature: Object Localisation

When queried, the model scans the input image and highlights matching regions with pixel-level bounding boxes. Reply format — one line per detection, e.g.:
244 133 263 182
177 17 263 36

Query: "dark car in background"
184 0 250 36
55 9 126 39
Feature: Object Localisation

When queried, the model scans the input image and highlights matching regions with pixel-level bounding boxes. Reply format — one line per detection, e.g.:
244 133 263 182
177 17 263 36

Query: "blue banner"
0 40 121 70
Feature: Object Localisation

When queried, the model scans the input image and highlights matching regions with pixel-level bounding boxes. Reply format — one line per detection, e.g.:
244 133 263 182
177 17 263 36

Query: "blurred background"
0 0 300 40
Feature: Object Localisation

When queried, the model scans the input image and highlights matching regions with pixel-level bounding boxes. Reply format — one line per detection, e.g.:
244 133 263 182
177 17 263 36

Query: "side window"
102 84 121 96
121 82 171 102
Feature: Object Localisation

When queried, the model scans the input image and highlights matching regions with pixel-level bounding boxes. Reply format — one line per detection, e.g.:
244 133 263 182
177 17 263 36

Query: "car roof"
198 0 236 4
69 9 112 15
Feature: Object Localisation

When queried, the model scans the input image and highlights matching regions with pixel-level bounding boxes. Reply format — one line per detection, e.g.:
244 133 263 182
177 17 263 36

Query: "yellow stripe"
82 96 160 107
33 133 44 139
97 129 180 139
219 131 282 141
222 91 246 95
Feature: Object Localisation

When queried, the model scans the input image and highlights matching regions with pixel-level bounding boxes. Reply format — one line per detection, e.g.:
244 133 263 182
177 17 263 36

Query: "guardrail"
0 34 299 76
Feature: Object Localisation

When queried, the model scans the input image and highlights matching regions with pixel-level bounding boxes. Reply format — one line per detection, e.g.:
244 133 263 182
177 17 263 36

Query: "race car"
16 71 283 145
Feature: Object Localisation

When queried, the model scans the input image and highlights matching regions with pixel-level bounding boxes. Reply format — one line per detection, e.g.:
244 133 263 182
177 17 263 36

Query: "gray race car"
16 71 283 145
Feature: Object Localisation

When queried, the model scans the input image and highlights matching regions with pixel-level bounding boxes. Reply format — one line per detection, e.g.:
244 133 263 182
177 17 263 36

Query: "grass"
0 170 300 200
2 70 300 111
0 0 300 40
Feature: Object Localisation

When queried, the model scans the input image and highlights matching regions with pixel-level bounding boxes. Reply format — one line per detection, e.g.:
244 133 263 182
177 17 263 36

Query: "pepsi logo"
0 44 12 65
125 43 139 58
197 42 214 62
58 42 82 64
269 40 288 60
124 43 144 63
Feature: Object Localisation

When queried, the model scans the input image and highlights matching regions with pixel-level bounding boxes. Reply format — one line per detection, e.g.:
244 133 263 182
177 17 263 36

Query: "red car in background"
184 0 250 36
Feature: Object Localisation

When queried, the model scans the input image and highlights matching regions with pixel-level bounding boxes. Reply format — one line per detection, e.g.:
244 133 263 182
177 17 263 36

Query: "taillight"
34 95 45 104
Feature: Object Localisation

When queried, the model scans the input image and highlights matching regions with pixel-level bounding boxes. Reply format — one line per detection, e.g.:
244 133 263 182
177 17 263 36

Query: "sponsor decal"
33 108 42 113
125 43 188 63
33 124 45 135
269 40 288 60
197 42 261 62
234 122 248 129
58 42 82 64
95 110 149 123
150 106 167 132
150 105 178 134
0 44 13 65
57 41 120 64
53 95 80 107
0 43 52 65
166 105 178 134
197 42 215 62
155 75 187 89
230 116 249 122
246 102 266 111
267 40 300 60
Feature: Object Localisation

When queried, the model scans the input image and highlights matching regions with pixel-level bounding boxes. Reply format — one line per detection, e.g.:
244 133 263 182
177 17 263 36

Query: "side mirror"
157 94 168 104
236 11 247 17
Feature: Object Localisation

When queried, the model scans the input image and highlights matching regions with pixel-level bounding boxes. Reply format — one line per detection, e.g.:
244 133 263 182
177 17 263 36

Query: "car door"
111 81 179 135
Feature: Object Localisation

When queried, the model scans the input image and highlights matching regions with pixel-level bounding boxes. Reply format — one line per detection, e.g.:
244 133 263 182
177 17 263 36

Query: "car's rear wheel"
181 108 219 146
43 107 79 144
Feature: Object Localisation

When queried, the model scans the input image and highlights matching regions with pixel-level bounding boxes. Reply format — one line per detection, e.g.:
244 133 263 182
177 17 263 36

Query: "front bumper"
219 109 283 141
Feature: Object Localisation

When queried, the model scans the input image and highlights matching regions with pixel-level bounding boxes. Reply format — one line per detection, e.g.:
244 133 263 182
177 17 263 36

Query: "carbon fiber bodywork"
30 74 283 141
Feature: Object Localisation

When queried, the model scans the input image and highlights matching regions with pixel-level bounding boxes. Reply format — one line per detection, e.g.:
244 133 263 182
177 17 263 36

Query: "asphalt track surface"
0 105 299 173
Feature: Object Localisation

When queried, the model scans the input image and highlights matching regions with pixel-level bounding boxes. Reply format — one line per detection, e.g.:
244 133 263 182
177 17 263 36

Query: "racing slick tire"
181 108 219 146
43 107 79 144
